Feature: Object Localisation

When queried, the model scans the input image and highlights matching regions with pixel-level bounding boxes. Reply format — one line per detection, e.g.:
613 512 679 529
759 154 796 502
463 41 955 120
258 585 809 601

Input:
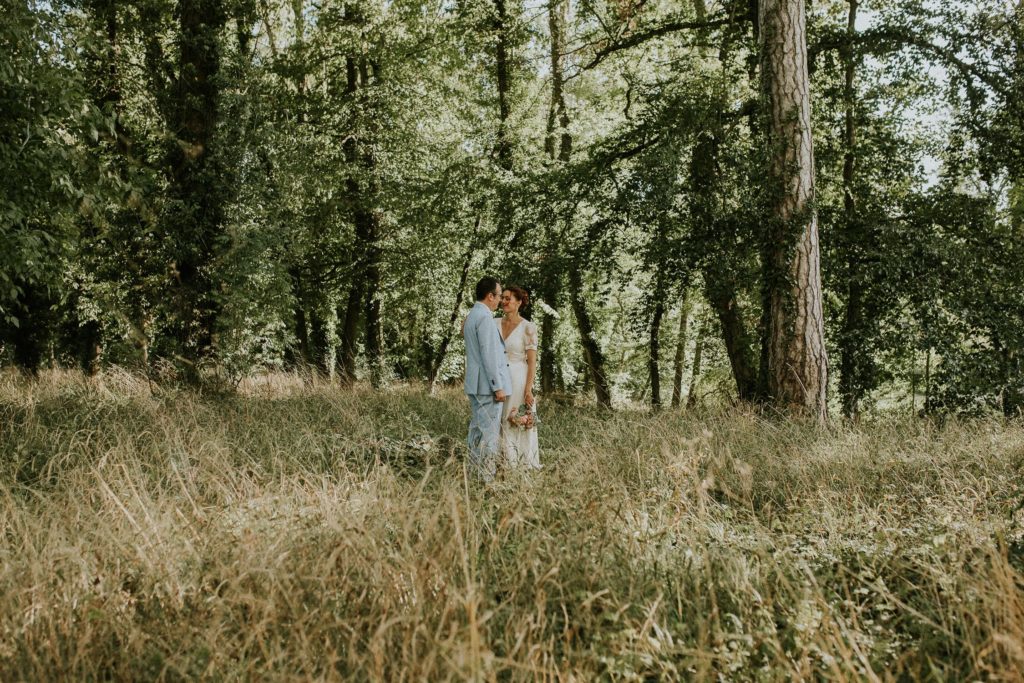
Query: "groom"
464 276 512 482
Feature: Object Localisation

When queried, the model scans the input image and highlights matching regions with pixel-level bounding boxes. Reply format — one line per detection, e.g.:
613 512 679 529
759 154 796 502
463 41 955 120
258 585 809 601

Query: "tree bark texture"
759 0 829 421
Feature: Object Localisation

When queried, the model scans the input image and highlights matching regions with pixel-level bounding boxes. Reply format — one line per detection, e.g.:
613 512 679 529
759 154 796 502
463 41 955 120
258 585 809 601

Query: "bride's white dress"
495 318 541 469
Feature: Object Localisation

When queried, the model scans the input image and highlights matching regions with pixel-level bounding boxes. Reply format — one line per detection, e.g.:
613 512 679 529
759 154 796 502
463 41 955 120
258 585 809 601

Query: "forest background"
4 2 1024 678
2 0 1023 418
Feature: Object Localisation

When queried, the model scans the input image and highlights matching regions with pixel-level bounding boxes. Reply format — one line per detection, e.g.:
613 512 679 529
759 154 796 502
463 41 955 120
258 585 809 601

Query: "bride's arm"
525 349 537 405
525 323 537 407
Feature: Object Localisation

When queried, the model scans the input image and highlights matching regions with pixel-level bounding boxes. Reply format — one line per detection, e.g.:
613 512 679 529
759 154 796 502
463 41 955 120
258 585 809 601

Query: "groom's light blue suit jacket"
464 302 512 397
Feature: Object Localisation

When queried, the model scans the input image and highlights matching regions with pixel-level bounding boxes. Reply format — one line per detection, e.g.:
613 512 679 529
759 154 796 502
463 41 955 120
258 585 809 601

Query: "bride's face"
501 291 519 315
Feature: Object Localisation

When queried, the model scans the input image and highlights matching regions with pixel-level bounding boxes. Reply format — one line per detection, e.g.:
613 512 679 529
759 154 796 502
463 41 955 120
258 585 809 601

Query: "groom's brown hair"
475 277 500 301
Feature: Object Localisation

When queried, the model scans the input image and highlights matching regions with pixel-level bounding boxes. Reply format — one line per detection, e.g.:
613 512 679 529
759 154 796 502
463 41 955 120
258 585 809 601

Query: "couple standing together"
463 276 542 481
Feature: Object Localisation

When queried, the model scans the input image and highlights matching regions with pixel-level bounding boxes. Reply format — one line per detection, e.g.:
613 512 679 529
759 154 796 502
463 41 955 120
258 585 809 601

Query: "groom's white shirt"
463 302 512 397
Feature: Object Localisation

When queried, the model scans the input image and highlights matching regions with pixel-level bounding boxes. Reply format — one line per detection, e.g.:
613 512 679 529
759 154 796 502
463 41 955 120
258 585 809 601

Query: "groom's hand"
494 390 507 402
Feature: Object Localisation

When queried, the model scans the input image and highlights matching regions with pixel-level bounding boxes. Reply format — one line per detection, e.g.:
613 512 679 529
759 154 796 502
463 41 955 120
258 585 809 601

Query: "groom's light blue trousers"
467 394 502 482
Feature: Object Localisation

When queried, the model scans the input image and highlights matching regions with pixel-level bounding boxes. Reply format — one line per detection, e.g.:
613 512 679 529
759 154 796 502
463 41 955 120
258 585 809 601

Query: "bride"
496 285 541 469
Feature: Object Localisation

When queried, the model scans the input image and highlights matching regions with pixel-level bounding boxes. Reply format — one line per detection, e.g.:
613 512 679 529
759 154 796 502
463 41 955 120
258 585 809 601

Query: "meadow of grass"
0 368 1022 681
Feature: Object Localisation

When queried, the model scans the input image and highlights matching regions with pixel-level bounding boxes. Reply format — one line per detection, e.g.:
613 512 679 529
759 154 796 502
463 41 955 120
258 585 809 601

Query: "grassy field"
1 369 1022 681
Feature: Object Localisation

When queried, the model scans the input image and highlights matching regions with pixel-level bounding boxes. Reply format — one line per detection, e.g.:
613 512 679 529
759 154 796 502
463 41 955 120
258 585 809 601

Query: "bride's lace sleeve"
525 322 538 351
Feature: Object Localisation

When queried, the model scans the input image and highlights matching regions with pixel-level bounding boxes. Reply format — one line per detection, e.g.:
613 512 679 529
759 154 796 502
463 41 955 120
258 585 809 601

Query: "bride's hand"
525 389 535 408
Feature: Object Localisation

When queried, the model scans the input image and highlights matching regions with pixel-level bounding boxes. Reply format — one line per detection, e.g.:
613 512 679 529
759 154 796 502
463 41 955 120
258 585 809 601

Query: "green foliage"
1 0 1021 414
0 3 91 327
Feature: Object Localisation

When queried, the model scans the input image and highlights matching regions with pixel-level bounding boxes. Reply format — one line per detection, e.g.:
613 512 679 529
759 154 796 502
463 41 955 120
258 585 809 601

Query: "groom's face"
484 284 502 311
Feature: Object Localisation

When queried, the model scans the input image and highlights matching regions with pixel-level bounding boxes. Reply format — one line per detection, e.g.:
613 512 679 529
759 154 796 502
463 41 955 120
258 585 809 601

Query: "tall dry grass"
0 368 1022 680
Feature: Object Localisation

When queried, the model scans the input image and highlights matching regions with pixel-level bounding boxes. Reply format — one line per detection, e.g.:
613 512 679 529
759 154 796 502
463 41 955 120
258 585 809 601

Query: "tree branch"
810 27 1006 96
579 16 733 72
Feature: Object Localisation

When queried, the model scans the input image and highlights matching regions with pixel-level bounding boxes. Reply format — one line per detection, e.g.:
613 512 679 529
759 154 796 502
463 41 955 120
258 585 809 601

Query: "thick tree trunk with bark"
164 0 229 383
759 0 829 421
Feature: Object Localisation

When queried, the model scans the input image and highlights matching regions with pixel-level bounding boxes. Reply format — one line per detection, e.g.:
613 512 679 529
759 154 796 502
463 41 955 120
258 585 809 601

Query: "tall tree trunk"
569 267 612 408
552 7 611 411
363 208 384 388
287 267 313 369
309 310 331 377
336 23 386 386
704 272 760 402
759 0 829 421
73 0 124 375
1003 345 1023 418
492 0 519 262
671 293 691 408
495 0 514 173
838 0 863 419
354 55 386 388
337 279 363 384
292 303 310 368
687 315 709 409
691 131 760 401
537 0 570 396
546 0 572 166
164 0 229 384
539 309 558 393
649 298 665 409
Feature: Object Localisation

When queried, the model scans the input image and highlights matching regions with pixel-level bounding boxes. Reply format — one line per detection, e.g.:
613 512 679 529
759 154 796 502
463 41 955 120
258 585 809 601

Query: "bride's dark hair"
505 285 530 316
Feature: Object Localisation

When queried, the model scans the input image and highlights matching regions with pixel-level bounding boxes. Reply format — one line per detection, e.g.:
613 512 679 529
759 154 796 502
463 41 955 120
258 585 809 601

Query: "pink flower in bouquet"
508 403 539 430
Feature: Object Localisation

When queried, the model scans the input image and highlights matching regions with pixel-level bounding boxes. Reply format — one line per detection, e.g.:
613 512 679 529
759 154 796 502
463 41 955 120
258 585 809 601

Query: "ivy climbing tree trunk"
759 0 829 421
163 0 229 383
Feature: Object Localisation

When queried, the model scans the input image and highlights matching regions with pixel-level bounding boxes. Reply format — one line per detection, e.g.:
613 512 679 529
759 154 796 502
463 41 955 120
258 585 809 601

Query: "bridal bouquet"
507 402 540 430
